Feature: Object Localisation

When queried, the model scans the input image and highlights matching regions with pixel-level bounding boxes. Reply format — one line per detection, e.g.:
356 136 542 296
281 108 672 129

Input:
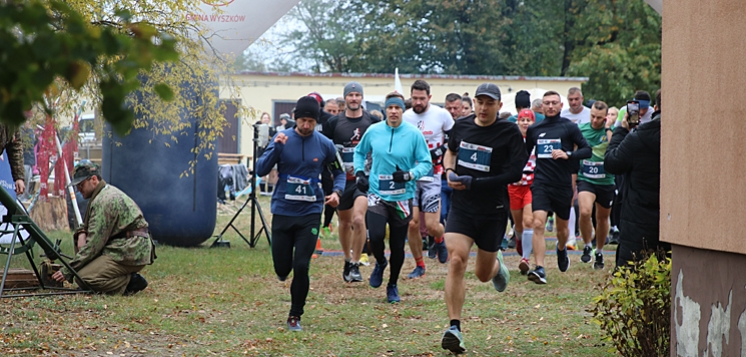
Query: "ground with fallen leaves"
1 197 617 356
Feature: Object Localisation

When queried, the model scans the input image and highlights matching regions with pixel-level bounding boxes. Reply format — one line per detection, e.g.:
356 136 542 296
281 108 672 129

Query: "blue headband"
638 100 650 109
385 97 406 110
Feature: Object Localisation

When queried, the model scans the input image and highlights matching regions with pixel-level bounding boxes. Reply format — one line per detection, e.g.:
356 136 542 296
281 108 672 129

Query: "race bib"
581 160 605 179
457 141 492 172
378 174 406 195
285 176 316 202
340 147 355 173
537 139 561 159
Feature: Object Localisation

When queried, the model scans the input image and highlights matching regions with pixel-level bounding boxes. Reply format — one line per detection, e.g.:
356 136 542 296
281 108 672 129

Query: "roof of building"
236 71 588 83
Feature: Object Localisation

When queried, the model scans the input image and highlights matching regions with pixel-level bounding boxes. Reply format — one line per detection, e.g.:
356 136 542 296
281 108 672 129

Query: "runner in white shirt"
403 80 454 279
560 87 591 125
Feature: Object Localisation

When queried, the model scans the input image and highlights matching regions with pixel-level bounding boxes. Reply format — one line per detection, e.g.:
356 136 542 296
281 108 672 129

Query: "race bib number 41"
285 176 316 202
537 139 561 159
457 141 492 172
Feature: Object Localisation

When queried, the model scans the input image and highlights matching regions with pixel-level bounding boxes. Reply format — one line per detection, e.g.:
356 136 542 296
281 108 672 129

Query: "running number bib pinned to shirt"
457 141 492 172
285 176 316 202
378 174 406 195
536 139 561 159
340 147 355 174
581 160 605 179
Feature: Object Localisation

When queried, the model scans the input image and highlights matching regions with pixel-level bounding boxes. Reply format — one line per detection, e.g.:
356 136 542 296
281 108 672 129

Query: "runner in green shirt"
576 101 614 269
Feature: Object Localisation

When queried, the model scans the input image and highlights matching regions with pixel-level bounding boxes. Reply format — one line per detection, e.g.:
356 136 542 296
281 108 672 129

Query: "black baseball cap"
475 83 502 101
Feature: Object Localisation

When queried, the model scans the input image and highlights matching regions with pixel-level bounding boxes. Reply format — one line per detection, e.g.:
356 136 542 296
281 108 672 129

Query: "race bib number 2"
378 175 406 195
536 139 561 159
457 141 492 172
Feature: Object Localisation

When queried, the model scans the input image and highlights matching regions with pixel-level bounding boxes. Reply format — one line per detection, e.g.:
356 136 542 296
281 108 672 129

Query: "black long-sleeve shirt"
448 115 527 216
525 114 591 188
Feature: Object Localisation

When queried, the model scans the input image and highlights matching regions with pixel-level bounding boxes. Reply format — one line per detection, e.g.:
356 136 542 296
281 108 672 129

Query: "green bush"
590 253 671 357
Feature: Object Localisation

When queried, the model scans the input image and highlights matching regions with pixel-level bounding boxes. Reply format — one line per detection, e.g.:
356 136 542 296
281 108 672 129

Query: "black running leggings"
367 212 408 287
271 214 320 317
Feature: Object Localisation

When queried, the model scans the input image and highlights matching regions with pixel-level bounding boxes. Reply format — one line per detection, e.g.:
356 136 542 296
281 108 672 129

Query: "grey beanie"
344 81 364 98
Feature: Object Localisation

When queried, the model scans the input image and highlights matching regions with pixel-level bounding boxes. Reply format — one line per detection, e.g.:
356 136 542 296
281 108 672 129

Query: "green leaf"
154 83 174 101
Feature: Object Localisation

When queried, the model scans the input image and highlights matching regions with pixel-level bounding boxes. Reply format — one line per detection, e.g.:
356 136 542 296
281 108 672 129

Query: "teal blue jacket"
353 121 432 202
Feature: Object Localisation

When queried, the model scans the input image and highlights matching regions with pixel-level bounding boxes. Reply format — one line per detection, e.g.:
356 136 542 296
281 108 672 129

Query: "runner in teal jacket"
352 93 432 304
353 113 432 201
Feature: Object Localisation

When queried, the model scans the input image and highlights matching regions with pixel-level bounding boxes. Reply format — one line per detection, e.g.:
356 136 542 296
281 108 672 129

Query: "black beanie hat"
293 96 320 121
515 90 531 109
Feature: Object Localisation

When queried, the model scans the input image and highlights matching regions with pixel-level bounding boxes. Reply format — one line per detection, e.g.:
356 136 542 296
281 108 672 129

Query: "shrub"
590 253 671 357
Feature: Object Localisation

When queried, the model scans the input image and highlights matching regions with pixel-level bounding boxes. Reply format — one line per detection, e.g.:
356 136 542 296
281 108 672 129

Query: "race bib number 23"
536 139 561 159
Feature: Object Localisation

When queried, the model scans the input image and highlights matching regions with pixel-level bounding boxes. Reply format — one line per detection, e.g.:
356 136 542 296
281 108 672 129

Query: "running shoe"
518 258 530 275
546 217 554 232
507 235 516 249
441 326 466 354
566 236 578 251
557 247 570 272
287 316 302 332
436 239 449 264
581 246 592 263
323 226 332 238
609 230 620 245
369 259 387 288
528 266 547 285
491 250 510 292
500 236 509 251
359 253 370 266
348 263 363 282
427 239 437 259
386 284 400 303
594 251 605 270
407 265 426 279
342 260 352 283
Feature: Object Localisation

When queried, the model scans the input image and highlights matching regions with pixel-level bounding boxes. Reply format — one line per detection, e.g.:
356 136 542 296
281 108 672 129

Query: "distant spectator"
499 112 512 120
508 90 531 123
336 97 346 113
279 113 295 130
370 110 384 121
461 93 473 117
530 99 546 123
325 99 340 116
444 93 463 120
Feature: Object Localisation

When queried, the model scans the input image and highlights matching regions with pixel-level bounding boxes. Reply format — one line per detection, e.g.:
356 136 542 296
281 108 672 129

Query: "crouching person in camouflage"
52 162 155 295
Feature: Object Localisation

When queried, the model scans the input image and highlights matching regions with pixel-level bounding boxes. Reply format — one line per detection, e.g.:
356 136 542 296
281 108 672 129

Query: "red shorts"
508 185 532 210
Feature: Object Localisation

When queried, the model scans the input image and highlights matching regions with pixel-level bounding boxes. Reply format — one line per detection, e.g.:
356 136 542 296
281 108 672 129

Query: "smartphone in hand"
626 100 640 126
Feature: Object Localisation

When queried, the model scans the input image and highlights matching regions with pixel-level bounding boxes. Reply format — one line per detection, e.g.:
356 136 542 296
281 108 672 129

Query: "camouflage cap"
71 161 100 185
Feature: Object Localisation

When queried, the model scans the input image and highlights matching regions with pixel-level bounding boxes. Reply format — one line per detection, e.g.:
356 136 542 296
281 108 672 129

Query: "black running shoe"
348 262 363 282
342 260 352 283
594 252 605 270
581 246 592 264
557 247 570 272
609 231 620 245
528 266 547 285
124 273 148 295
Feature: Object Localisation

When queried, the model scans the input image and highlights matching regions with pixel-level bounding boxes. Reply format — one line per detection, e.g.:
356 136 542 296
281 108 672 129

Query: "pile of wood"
0 268 39 289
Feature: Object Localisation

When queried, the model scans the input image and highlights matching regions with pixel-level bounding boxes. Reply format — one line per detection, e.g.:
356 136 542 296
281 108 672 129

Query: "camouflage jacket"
61 183 153 281
0 125 24 182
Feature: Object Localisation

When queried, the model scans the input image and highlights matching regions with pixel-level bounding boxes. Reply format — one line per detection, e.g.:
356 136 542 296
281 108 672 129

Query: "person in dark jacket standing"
604 89 666 268
256 96 346 331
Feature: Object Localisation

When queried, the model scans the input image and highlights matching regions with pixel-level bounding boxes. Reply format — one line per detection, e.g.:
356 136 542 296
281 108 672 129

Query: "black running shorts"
577 180 615 209
531 184 573 221
339 180 366 211
445 207 508 253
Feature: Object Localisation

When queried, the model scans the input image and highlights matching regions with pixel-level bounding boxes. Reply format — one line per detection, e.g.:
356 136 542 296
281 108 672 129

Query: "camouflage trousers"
75 255 144 295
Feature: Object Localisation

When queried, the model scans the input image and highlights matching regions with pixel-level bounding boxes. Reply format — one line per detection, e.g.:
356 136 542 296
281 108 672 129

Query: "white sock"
568 207 577 244
522 229 533 260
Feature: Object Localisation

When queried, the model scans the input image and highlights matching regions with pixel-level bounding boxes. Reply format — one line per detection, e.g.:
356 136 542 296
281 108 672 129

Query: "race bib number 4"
537 139 561 159
285 176 316 202
378 175 406 195
581 160 605 179
457 141 492 172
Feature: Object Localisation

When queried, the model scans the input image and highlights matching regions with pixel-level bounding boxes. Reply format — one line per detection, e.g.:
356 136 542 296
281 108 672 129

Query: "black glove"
392 165 413 183
355 171 369 193
430 145 445 164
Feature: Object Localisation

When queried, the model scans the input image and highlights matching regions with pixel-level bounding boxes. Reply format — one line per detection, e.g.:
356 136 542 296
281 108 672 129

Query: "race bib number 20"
457 141 492 172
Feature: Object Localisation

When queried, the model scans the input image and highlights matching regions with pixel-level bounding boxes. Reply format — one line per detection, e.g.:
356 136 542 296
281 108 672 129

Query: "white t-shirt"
403 105 454 177
561 106 591 125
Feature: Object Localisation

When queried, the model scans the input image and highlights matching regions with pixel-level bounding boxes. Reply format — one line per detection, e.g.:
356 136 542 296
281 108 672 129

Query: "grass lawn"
0 196 617 356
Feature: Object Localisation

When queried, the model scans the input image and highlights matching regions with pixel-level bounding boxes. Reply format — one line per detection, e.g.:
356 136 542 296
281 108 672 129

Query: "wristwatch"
333 189 343 198
605 128 613 132
565 151 573 158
